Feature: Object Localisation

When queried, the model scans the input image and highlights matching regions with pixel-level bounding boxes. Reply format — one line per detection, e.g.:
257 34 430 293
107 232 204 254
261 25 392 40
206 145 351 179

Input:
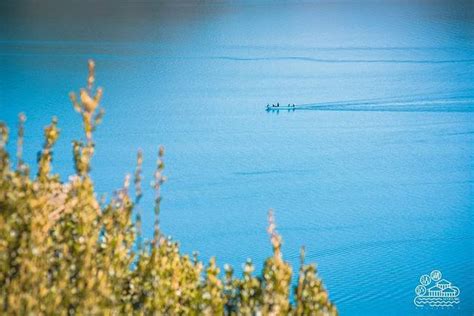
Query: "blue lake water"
1 1 473 314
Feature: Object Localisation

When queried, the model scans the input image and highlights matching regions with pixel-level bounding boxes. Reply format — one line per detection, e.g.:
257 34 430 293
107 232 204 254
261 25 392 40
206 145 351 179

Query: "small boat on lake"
266 103 296 111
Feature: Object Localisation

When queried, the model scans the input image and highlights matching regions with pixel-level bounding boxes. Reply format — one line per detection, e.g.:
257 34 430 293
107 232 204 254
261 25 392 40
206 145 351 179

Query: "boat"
266 104 296 111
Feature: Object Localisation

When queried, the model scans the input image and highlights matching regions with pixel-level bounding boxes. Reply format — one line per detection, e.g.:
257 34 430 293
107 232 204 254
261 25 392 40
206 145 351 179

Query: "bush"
0 61 337 315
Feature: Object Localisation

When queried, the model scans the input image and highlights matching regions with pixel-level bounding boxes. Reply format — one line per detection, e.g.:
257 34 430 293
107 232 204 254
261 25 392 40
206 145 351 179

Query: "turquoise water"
1 1 473 314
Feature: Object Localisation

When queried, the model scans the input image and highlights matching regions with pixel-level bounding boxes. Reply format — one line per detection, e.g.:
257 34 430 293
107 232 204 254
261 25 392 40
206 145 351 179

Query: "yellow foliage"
0 61 337 315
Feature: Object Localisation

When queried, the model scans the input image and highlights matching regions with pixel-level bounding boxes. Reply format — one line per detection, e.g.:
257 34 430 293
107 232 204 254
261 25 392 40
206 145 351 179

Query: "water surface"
1 1 473 314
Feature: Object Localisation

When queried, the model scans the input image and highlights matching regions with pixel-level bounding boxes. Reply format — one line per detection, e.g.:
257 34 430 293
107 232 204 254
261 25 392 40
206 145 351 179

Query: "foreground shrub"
0 61 337 315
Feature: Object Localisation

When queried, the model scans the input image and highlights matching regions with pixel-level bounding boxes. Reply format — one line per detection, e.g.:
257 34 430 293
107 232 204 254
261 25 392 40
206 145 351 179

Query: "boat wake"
292 94 474 113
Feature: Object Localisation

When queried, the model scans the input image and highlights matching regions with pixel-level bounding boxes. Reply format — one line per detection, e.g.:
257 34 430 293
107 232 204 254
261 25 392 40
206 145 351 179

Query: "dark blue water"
1 1 473 314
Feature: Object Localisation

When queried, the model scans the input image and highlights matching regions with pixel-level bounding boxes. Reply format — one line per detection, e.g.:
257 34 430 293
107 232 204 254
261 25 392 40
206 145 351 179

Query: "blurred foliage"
0 61 337 315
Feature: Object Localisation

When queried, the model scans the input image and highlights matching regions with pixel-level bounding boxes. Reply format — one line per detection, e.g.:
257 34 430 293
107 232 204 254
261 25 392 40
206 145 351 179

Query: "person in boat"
267 104 270 109
277 102 280 107
292 104 296 107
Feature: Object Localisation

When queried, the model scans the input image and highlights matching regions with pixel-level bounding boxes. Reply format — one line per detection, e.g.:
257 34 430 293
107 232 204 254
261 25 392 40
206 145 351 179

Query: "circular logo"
415 285 426 296
420 274 431 285
430 270 442 281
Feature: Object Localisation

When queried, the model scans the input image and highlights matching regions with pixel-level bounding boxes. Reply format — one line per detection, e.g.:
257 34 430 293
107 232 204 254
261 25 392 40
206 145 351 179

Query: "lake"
1 1 473 314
